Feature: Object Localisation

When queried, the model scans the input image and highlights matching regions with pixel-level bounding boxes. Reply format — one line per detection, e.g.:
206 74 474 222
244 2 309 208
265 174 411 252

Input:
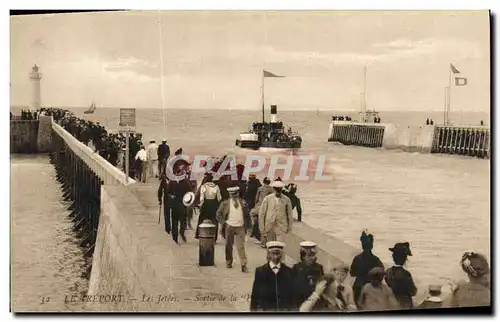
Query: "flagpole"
444 87 448 125
261 70 265 123
158 12 166 130
363 65 367 123
446 64 452 126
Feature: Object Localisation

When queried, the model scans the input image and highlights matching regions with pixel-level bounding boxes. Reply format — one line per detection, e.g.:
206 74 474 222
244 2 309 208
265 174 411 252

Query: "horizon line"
9 105 490 113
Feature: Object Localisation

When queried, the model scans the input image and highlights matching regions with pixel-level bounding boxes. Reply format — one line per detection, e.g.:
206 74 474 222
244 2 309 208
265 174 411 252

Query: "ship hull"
261 141 301 149
235 139 261 150
235 140 301 150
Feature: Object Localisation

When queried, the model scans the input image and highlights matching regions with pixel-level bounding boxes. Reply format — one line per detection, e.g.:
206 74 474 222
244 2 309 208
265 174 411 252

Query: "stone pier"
328 121 490 159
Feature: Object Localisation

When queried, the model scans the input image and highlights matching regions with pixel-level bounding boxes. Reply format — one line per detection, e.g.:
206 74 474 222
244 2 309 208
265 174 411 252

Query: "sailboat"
84 101 97 114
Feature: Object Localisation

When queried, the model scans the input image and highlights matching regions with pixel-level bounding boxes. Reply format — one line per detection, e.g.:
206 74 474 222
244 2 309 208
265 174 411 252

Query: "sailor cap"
299 241 318 248
270 181 285 188
227 186 240 193
266 241 285 250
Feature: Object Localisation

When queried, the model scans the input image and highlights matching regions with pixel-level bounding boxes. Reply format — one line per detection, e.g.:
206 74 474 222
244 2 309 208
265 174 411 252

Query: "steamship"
235 104 302 150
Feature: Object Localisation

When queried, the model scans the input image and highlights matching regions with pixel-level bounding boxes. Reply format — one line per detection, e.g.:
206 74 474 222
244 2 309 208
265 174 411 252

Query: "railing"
328 122 385 148
432 126 490 159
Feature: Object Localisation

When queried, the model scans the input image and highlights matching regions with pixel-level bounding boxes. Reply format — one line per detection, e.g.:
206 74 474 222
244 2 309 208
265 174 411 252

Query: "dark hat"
360 230 374 242
389 242 412 256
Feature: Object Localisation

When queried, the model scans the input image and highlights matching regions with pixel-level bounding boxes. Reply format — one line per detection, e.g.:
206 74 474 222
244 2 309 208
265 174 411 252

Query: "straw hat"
182 192 195 207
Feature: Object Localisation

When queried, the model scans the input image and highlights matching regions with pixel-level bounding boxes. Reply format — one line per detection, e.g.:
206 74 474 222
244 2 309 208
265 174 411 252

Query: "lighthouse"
29 64 42 110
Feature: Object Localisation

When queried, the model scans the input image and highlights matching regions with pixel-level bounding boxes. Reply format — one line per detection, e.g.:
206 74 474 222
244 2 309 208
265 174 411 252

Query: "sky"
10 10 490 112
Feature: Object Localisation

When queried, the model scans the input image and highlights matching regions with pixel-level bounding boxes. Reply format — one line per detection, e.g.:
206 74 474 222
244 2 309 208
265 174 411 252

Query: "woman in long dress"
195 172 222 241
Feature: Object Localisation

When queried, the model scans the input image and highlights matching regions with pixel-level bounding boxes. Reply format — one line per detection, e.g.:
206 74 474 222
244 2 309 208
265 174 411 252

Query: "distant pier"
328 121 490 159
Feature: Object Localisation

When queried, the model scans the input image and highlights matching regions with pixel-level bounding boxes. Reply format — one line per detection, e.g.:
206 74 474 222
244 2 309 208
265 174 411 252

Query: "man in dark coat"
245 174 261 210
291 241 324 308
168 170 192 244
250 241 295 311
385 242 417 309
157 139 170 176
157 172 171 234
283 182 302 221
350 230 384 308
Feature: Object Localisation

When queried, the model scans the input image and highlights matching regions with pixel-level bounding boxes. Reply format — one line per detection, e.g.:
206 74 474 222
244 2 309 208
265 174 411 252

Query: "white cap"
299 241 318 248
266 241 285 250
227 186 240 193
270 181 285 188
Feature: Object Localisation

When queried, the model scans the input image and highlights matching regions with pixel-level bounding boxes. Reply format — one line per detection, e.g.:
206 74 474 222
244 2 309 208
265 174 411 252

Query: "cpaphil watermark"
164 154 333 182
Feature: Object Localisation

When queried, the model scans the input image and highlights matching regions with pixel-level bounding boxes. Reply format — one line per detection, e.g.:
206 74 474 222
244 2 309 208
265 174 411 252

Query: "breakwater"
10 115 53 153
328 121 490 158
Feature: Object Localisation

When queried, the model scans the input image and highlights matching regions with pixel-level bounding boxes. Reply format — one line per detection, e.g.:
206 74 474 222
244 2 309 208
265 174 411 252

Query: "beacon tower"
29 64 42 110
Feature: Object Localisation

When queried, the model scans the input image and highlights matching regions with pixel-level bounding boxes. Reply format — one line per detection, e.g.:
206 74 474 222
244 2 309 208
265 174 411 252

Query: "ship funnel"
270 105 278 123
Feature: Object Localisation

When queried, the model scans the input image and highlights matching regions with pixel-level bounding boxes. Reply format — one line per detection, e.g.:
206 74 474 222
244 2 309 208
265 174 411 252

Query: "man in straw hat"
250 241 295 311
258 180 293 244
291 241 324 308
250 177 273 245
216 186 249 272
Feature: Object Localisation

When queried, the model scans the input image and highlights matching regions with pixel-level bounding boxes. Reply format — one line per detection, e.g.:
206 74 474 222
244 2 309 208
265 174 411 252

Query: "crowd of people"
20 107 163 180
157 157 303 246
332 116 353 121
249 233 490 312
23 107 489 312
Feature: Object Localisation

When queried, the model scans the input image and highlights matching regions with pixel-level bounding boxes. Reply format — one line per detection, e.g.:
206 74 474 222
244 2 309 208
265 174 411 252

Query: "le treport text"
54 293 251 304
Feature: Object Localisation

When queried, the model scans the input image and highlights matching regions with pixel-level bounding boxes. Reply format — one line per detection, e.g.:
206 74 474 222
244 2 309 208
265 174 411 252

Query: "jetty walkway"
123 179 297 311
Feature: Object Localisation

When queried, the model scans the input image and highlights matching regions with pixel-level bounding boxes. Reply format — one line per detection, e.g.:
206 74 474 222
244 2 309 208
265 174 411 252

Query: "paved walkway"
128 178 296 311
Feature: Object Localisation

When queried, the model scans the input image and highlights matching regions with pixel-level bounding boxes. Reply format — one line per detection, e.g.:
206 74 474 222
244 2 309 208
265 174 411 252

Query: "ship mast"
261 71 265 123
158 11 166 130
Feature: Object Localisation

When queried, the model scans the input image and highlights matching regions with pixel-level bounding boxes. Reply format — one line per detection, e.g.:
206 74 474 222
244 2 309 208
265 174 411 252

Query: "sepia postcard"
9 9 491 314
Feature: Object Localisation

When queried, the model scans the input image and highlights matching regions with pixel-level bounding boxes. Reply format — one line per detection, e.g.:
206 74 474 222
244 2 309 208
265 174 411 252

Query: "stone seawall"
10 120 39 153
328 121 490 158
382 124 435 153
10 117 53 153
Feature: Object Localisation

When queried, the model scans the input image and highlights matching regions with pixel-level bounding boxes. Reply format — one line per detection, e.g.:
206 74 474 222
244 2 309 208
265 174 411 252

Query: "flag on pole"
455 77 467 86
263 70 284 78
450 63 460 74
